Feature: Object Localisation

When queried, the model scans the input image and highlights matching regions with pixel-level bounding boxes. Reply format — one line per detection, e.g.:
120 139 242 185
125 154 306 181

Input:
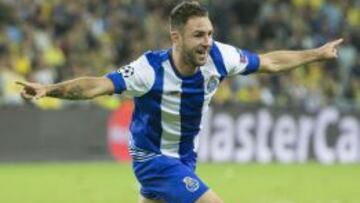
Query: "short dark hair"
170 1 208 31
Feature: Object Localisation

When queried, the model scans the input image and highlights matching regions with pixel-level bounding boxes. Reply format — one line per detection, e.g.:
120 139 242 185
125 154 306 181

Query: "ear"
170 31 180 44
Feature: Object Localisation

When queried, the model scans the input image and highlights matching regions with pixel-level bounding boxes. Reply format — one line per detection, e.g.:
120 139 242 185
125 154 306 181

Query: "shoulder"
126 50 169 75
143 49 170 69
209 41 242 66
211 41 239 55
209 41 260 76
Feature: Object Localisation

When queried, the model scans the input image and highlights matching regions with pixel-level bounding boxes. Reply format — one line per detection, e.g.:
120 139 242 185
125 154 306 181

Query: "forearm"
45 77 111 100
259 48 323 73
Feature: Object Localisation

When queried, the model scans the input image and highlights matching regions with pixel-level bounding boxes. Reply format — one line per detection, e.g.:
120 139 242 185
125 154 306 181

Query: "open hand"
16 81 47 100
318 38 344 59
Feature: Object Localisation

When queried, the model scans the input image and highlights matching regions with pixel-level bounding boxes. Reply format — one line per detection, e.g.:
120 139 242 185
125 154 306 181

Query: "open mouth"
196 49 208 56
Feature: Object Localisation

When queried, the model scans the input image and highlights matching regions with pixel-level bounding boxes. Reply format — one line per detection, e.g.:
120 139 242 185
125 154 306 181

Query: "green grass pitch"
0 162 359 203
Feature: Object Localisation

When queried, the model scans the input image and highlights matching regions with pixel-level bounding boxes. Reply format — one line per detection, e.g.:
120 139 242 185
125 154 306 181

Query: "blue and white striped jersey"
106 41 260 163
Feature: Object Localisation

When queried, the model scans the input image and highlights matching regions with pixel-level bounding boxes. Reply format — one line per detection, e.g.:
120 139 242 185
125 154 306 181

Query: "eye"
193 31 213 38
194 33 203 38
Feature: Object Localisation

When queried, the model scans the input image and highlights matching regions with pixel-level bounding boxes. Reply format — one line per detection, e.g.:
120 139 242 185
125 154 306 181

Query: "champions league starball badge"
117 65 135 78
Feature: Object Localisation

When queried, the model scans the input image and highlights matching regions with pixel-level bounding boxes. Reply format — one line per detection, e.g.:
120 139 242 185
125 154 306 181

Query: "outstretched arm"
16 77 115 100
258 38 343 73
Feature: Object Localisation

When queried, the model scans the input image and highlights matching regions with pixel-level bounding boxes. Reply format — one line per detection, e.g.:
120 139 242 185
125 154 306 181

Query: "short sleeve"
106 55 155 97
214 41 260 76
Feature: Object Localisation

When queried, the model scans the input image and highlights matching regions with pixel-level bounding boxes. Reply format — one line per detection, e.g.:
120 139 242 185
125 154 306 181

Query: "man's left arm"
258 38 343 73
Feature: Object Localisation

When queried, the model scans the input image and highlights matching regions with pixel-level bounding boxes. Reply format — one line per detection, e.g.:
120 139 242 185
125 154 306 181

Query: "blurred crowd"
0 0 359 111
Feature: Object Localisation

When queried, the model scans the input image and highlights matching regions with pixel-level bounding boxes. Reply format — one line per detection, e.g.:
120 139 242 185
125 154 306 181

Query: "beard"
181 45 208 67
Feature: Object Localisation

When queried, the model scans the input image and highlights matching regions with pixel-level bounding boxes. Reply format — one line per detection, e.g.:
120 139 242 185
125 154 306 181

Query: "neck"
171 45 198 77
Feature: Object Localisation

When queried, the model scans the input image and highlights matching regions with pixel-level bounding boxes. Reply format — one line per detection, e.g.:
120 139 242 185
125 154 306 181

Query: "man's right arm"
17 77 115 100
18 54 155 100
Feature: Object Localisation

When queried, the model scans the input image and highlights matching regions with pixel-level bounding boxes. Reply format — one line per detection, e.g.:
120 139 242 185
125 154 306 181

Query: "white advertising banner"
197 106 360 164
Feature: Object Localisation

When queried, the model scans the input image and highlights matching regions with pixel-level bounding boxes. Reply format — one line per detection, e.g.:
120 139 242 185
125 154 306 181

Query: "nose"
202 35 212 48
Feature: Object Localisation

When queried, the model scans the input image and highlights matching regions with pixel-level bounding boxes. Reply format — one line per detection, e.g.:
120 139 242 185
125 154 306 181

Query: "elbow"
259 55 277 73
259 64 277 73
259 60 281 73
84 90 101 99
267 64 283 73
85 85 110 99
259 55 287 73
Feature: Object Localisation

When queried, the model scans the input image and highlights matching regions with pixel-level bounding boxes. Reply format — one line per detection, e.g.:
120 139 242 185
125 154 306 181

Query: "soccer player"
17 1 343 203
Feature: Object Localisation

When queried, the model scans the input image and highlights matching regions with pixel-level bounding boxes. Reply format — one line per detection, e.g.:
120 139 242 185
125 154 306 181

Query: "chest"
159 69 221 108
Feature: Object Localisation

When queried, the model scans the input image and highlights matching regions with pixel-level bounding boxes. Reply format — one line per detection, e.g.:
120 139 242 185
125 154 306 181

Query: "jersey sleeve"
214 41 260 77
106 55 155 97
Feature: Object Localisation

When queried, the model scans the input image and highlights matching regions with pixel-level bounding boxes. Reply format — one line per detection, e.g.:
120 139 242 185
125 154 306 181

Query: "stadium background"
0 0 359 202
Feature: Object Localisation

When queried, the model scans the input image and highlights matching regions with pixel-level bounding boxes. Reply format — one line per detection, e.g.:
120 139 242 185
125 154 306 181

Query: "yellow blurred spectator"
0 68 25 105
292 0 323 10
40 1 54 21
236 81 261 104
353 81 360 108
34 97 62 110
347 7 360 27
43 45 66 67
93 95 121 110
213 80 232 105
12 53 31 75
304 63 323 89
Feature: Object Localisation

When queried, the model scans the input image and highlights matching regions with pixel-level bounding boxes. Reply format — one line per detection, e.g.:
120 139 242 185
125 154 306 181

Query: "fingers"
332 38 343 58
17 81 46 100
322 38 343 59
34 90 47 100
16 81 41 89
21 90 46 100
21 90 35 100
331 38 344 47
15 81 31 87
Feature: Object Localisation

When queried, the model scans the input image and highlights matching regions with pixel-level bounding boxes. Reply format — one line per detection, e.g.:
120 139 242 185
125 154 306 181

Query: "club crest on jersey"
183 176 200 192
117 65 134 78
206 76 219 94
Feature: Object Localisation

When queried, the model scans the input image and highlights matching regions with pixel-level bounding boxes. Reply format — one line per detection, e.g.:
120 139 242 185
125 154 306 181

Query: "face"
173 16 214 67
